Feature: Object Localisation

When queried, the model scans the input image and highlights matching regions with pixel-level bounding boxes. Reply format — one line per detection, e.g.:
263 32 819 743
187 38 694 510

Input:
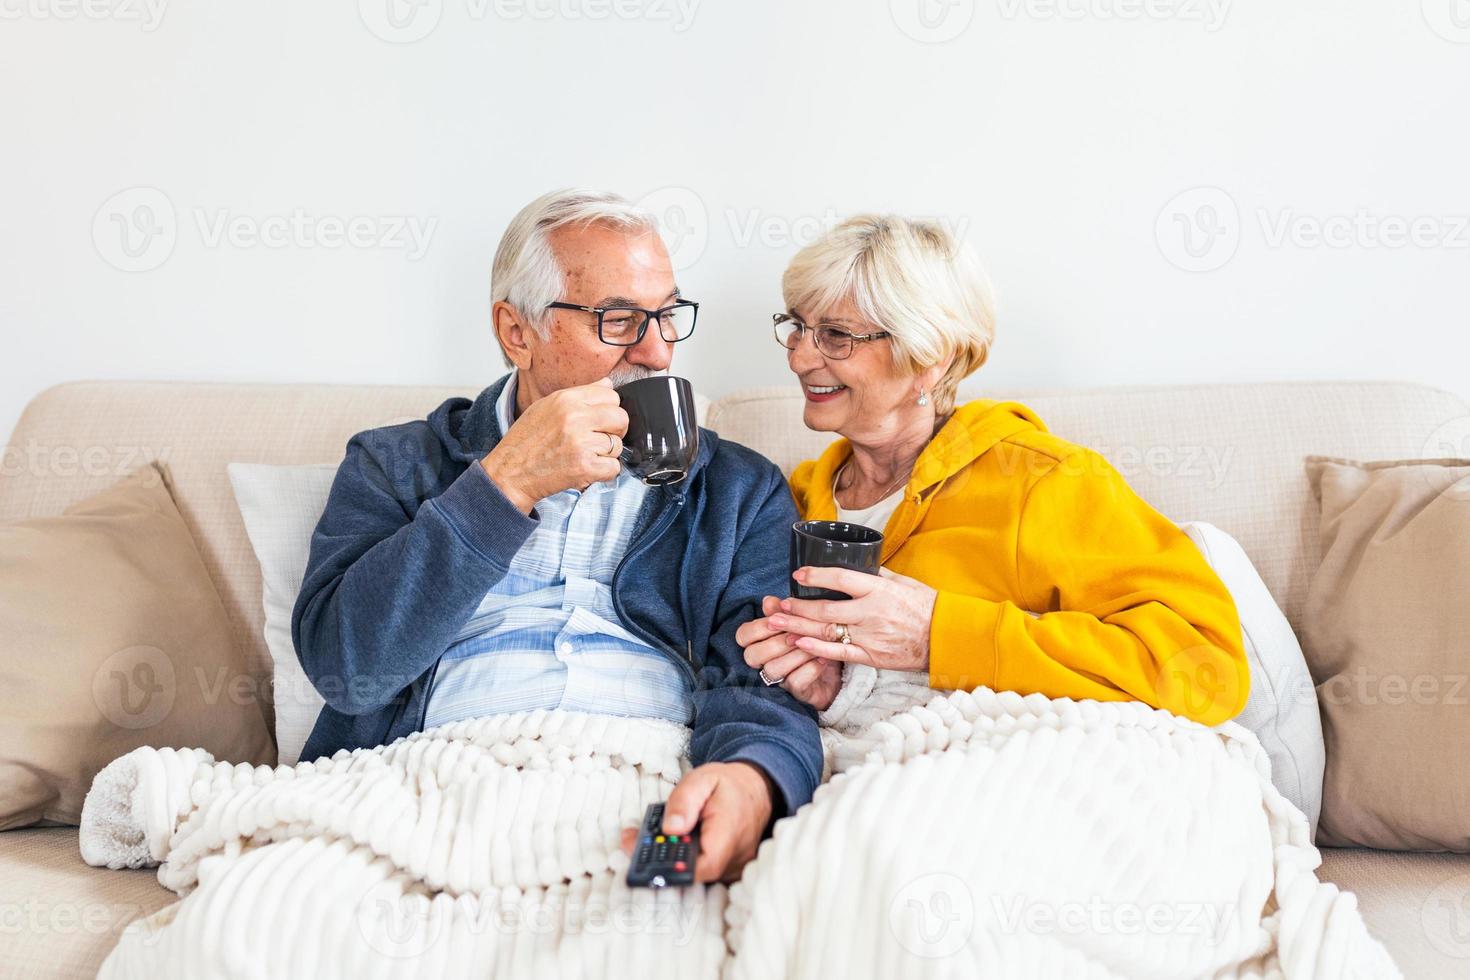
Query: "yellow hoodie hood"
791 399 1051 560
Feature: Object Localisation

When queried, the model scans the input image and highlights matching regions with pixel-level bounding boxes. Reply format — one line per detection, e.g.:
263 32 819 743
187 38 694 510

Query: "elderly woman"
736 216 1248 726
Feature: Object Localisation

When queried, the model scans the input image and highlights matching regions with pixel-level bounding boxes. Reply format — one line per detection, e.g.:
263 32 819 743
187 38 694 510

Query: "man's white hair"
490 188 660 344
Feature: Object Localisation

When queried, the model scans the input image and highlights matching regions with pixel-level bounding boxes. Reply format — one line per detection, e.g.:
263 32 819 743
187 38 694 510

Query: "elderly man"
291 188 820 881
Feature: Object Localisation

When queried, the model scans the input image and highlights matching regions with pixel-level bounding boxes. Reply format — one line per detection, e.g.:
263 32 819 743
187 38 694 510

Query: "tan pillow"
0 464 274 831
1304 454 1470 850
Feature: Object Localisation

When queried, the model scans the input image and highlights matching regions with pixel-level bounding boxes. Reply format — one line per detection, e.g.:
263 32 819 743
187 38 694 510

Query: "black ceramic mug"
790 520 884 600
615 375 700 486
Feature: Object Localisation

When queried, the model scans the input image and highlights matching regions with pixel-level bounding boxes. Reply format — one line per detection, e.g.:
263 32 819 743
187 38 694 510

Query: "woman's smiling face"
786 297 916 441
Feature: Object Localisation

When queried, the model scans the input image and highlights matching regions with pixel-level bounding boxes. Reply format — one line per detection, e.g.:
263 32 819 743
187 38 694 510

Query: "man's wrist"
479 456 536 515
731 760 783 836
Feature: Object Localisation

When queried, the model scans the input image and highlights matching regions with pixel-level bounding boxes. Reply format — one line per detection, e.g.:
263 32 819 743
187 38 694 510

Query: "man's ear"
492 301 536 371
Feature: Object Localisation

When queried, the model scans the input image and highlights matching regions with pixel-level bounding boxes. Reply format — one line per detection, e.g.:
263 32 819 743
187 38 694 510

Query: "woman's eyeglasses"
547 300 699 347
773 313 890 360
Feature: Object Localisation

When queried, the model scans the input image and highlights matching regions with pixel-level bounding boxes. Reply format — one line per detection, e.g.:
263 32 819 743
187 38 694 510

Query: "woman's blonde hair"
781 215 995 415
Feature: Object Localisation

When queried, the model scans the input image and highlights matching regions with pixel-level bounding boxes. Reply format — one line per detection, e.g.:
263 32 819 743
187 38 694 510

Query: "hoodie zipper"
612 487 697 685
412 658 442 731
410 472 697 734
406 382 705 733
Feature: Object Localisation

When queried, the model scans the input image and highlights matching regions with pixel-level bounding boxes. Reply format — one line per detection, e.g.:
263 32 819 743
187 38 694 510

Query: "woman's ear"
917 354 955 399
493 301 536 371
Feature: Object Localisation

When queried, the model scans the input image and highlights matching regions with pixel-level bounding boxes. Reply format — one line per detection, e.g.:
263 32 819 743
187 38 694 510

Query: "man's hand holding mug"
479 378 628 513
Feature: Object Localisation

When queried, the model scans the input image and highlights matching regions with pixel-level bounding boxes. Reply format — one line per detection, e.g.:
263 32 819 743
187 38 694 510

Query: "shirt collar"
495 369 519 435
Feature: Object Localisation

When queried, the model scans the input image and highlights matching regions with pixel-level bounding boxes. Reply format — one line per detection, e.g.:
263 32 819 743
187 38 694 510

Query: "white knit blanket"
80 689 1398 979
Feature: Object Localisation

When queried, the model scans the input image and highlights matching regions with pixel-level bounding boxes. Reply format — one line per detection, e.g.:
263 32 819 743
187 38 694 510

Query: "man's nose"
626 321 675 371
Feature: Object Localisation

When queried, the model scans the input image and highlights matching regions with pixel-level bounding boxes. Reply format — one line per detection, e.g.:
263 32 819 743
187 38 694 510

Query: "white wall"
3 0 1469 448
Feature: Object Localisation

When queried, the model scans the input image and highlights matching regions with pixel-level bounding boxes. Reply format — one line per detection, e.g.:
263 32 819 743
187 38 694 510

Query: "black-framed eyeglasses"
547 299 699 347
773 313 890 360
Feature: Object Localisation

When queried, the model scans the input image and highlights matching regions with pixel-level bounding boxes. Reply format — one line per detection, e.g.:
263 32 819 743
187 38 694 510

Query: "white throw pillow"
1178 520 1325 836
228 462 337 766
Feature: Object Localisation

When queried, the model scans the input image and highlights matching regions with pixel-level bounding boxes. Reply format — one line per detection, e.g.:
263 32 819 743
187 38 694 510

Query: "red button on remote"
674 861 687 872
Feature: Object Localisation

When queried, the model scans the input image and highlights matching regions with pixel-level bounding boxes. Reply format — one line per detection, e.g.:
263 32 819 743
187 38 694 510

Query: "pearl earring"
917 389 929 407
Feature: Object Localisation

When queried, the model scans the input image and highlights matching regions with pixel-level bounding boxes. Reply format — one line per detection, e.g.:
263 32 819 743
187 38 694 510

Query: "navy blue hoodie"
292 373 821 817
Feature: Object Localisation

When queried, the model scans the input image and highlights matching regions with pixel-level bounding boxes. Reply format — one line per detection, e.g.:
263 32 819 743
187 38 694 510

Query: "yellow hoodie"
789 399 1249 726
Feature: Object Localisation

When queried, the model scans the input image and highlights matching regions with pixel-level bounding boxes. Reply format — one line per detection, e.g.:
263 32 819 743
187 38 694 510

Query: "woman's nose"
787 332 823 373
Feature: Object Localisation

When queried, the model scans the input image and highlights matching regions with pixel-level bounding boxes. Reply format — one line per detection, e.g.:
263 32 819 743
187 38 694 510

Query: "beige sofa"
3 377 1468 979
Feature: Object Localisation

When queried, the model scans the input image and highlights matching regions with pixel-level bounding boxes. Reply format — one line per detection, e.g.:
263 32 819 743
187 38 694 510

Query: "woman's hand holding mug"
737 567 940 711
774 566 938 672
736 597 844 710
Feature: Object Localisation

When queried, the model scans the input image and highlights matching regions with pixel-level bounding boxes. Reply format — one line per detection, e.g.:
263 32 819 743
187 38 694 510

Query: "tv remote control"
626 801 699 888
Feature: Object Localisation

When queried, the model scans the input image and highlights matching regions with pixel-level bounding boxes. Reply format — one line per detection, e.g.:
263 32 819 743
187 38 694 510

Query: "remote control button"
655 835 665 843
674 861 687 872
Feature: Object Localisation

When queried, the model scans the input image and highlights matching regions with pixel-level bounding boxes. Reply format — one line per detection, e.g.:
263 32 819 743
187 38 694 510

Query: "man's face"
516 222 680 404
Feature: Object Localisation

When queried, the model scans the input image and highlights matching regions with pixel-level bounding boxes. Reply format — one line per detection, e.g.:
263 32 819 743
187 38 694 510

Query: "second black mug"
790 519 884 600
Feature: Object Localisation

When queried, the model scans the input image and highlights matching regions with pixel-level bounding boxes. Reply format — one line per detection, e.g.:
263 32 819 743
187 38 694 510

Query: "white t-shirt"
832 465 904 534
822 466 930 735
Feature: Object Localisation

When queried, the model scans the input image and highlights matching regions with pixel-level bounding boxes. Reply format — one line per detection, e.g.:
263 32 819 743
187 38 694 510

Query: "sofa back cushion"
2 377 1464 733
709 382 1470 638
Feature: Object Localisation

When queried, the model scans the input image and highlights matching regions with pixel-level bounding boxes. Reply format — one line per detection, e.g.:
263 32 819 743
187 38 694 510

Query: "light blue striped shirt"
423 373 694 728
